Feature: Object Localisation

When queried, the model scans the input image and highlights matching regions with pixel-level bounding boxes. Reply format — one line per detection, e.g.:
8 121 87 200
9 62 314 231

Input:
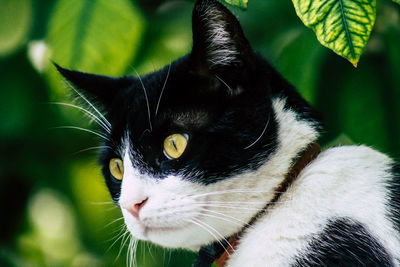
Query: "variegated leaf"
292 0 376 66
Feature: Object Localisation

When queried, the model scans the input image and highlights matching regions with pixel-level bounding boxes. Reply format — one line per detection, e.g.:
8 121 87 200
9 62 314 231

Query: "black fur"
389 164 400 233
56 0 321 203
54 63 132 108
192 240 228 267
191 0 252 73
293 218 394 267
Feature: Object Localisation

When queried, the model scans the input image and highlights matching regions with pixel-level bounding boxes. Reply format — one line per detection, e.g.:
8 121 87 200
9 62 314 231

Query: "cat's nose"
125 197 148 218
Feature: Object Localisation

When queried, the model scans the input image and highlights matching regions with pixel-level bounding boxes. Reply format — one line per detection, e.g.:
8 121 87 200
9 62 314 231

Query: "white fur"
119 146 207 249
228 146 400 266
118 97 400 266
201 6 239 67
119 98 317 249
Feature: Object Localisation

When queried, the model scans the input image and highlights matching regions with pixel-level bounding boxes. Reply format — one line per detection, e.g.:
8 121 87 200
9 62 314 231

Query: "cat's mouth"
142 224 184 235
123 213 190 239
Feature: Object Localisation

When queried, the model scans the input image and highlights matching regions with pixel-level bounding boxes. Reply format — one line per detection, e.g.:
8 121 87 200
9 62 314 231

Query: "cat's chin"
147 225 206 250
124 219 213 251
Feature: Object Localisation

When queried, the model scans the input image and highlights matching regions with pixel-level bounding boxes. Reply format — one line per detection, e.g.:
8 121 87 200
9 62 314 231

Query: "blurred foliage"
223 0 248 10
0 0 399 266
0 0 32 56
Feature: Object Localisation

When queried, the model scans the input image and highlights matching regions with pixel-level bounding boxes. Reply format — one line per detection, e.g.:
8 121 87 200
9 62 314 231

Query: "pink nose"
126 197 148 218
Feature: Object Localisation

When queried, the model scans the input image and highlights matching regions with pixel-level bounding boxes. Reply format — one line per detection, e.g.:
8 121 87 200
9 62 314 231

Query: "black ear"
191 0 252 73
54 63 132 108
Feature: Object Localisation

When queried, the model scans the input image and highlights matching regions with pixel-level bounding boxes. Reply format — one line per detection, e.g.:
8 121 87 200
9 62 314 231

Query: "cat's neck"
195 120 321 267
260 97 320 181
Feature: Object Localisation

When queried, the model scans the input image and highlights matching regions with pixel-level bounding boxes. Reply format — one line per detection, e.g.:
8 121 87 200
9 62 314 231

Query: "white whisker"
49 102 111 133
134 70 152 132
186 218 231 256
105 225 125 243
199 200 267 205
194 211 247 228
73 145 111 155
128 237 138 267
201 209 255 228
88 201 115 205
103 217 124 229
188 189 272 199
109 224 126 236
103 205 120 212
215 75 234 95
134 239 139 267
155 63 171 116
191 217 235 254
193 203 261 211
147 241 156 262
244 114 270 150
107 226 128 254
53 126 109 141
114 230 130 263
64 80 111 128
127 236 133 267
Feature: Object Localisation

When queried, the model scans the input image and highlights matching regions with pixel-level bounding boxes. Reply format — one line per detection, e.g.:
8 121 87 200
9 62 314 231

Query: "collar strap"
273 142 321 203
193 142 321 267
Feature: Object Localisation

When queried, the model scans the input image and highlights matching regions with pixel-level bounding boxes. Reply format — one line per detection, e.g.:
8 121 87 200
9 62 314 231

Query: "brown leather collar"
214 142 321 267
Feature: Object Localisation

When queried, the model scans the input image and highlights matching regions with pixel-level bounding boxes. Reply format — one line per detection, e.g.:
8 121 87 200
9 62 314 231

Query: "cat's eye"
109 158 124 180
163 133 189 159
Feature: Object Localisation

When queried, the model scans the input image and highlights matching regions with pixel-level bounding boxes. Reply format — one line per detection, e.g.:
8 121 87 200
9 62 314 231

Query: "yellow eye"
109 158 124 180
163 133 189 159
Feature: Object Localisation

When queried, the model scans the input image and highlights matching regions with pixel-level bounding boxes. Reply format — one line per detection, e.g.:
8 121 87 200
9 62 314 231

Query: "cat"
56 0 400 266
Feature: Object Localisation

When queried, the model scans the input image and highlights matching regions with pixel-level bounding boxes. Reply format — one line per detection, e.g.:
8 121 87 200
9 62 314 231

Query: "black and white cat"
57 0 400 266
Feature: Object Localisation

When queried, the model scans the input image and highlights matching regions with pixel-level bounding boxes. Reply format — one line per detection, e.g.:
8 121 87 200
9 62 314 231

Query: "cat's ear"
191 0 252 74
55 64 131 108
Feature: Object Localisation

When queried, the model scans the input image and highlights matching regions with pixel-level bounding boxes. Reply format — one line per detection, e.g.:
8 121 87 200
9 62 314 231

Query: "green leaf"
292 0 376 66
223 0 248 10
0 0 32 57
393 0 400 4
46 0 145 98
47 0 144 74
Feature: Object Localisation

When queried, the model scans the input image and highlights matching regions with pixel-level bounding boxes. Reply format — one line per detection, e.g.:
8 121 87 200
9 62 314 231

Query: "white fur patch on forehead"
201 5 239 67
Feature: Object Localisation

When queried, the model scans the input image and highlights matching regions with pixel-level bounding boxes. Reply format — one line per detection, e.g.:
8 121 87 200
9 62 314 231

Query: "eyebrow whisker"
244 114 270 150
155 63 171 116
134 70 153 132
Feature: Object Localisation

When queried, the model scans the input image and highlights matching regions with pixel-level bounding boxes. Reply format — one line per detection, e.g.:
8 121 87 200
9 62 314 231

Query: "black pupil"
172 140 177 150
116 161 121 173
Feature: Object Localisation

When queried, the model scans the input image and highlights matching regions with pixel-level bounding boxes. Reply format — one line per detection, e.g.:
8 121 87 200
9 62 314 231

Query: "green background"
0 0 399 266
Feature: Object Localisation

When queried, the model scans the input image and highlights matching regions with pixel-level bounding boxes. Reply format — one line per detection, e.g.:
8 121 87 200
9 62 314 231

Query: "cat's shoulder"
306 144 394 176
295 144 397 202
228 145 400 267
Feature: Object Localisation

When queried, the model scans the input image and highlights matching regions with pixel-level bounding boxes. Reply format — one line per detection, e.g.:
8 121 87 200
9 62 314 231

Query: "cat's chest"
225 146 400 267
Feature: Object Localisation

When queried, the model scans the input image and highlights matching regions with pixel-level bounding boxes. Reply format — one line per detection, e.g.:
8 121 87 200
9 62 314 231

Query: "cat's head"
57 0 320 250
